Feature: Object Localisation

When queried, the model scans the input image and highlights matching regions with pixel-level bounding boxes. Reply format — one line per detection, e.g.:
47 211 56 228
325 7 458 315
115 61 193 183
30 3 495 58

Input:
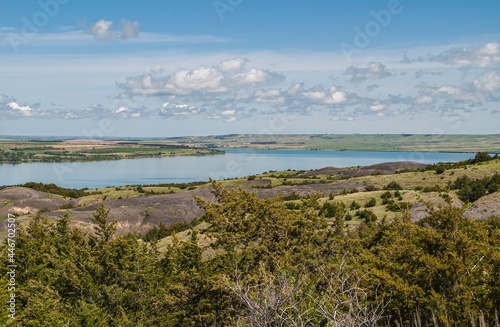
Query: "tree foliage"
1 181 499 326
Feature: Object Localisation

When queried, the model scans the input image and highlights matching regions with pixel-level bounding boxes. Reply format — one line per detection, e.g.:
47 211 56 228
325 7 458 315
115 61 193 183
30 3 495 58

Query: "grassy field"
157 133 500 153
142 158 499 254
59 156 498 227
2 134 498 164
0 139 223 163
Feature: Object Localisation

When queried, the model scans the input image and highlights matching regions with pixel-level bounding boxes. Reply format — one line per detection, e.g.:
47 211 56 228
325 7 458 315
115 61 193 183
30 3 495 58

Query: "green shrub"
59 202 75 210
386 201 412 212
364 198 377 208
319 201 345 218
435 165 446 174
384 181 403 190
364 185 380 192
356 209 377 223
350 200 361 210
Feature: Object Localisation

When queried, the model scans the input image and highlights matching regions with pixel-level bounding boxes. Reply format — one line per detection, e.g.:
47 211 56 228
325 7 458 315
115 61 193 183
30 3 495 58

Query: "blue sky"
1 0 499 137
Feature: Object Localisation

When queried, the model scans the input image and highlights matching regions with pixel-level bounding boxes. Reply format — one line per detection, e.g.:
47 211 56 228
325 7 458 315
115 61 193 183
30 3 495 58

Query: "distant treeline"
0 182 89 198
140 144 190 148
0 180 211 199
396 152 499 174
250 141 277 145
142 181 207 189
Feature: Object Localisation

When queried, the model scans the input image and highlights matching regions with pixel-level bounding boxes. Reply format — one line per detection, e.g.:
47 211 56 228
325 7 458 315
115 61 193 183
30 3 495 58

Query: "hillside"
2 155 500 326
158 133 500 152
2 156 499 239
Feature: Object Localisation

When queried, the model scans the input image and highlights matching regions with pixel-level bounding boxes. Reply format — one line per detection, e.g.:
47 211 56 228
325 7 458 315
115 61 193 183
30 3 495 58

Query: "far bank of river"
0 149 474 189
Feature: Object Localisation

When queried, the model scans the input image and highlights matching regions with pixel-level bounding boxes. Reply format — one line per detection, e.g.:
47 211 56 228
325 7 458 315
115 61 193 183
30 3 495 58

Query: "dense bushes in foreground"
1 181 500 326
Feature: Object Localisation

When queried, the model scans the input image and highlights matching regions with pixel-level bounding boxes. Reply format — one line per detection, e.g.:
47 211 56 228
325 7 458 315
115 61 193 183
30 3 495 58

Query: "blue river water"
0 149 474 189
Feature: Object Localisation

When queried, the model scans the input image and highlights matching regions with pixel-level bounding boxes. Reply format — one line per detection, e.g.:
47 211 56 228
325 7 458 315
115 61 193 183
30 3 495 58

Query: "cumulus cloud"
252 89 285 103
323 90 348 105
88 18 140 41
418 84 477 102
345 62 391 83
159 102 205 117
113 105 146 118
369 102 386 111
88 19 114 40
473 70 500 93
0 98 34 118
414 95 434 105
117 58 367 119
429 42 500 67
217 58 247 72
0 95 150 120
7 102 33 116
120 19 140 39
118 59 285 97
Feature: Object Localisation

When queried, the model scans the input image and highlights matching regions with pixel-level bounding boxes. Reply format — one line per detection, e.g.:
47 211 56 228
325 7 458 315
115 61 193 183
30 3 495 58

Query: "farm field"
0 139 223 163
2 134 498 164
156 133 500 153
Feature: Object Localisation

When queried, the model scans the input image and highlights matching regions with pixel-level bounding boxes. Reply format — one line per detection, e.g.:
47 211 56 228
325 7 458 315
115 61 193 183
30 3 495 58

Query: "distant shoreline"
217 147 490 154
1 134 499 164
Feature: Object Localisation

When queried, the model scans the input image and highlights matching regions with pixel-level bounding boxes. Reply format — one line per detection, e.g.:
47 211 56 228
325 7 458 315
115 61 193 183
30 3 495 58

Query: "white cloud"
324 91 347 104
159 102 203 117
89 19 114 40
222 109 235 115
119 59 285 97
370 104 386 111
231 68 280 87
474 70 500 93
303 91 326 100
8 102 32 116
173 67 226 93
286 83 303 95
120 19 140 39
252 89 285 103
345 62 391 83
419 84 476 101
415 95 434 105
217 58 247 72
429 42 500 67
88 18 140 41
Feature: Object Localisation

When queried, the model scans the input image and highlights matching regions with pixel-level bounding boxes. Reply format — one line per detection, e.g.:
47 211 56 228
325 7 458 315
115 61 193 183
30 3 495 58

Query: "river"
0 149 474 189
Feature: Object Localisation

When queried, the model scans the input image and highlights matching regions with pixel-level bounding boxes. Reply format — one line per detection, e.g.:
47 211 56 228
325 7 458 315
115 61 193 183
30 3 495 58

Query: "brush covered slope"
1 164 499 325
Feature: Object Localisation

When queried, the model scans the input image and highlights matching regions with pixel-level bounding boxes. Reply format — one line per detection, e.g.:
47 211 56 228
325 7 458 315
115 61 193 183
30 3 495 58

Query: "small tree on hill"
89 204 116 245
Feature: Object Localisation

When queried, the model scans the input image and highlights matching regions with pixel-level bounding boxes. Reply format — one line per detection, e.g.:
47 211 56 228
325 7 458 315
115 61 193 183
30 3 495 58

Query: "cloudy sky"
1 0 499 137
